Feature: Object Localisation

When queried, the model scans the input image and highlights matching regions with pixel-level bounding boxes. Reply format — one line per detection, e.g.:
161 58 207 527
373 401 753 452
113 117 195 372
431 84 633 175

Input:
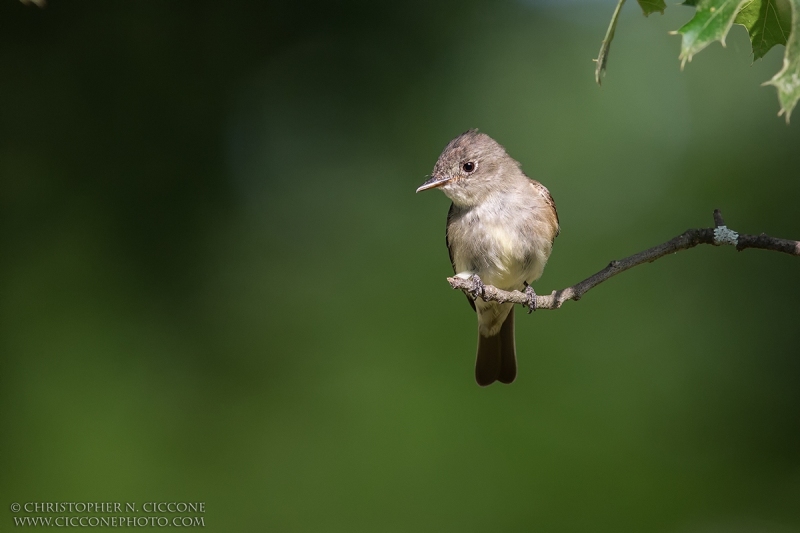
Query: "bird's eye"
462 161 476 173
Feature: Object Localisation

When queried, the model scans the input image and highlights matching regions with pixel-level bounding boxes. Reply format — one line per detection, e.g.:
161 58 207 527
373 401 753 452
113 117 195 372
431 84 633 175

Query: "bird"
416 129 559 386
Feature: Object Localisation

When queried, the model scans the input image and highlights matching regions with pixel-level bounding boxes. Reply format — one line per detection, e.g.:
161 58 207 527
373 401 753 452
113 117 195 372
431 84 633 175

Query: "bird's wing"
447 202 476 312
531 180 560 240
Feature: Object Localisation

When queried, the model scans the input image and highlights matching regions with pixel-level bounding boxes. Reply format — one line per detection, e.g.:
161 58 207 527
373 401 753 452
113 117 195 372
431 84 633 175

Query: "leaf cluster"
596 0 800 122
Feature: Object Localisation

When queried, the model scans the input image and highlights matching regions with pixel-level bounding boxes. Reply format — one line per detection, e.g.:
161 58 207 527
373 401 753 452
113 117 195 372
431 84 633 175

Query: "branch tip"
713 209 725 228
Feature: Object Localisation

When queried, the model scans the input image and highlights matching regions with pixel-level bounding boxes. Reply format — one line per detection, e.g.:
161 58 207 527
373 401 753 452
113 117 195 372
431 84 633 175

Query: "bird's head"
416 129 520 207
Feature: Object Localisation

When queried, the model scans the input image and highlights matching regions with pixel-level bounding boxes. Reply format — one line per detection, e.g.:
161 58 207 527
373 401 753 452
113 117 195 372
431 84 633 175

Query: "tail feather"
475 308 517 386
498 307 517 384
475 333 501 386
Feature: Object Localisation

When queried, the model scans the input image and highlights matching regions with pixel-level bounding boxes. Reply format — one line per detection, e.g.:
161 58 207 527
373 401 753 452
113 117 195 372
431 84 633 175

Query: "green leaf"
735 0 792 60
683 0 698 5
637 0 666 16
594 0 627 86
676 0 749 67
764 0 800 121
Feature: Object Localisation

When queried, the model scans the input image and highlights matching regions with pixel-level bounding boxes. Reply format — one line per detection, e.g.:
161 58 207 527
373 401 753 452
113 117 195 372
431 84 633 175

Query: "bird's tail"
475 307 517 386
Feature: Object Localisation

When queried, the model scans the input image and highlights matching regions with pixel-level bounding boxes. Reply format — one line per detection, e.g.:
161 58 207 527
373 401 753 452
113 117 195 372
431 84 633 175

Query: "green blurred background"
2 0 799 531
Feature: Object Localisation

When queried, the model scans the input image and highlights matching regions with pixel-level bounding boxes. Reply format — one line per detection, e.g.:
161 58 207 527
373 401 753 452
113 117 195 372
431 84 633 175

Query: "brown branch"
447 210 800 311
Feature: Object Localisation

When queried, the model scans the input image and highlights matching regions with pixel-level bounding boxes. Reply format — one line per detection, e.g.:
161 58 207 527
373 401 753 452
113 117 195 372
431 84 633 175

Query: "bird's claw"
468 274 486 302
524 284 537 314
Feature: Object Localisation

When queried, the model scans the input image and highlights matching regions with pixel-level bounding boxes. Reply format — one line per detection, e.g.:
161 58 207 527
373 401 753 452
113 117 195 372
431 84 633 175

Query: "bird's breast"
450 201 548 290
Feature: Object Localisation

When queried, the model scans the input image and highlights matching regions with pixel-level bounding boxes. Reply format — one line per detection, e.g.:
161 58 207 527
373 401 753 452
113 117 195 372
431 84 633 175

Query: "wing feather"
447 202 476 312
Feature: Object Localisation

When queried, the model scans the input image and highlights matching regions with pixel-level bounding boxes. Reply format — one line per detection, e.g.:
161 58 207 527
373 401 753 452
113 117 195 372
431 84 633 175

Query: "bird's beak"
416 174 451 193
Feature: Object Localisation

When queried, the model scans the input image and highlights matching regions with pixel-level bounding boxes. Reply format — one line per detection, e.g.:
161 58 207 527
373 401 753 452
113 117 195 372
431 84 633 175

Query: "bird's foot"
524 283 537 314
468 274 486 302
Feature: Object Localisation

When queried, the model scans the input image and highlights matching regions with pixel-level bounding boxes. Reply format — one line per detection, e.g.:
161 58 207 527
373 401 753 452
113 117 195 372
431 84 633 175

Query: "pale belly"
449 204 553 336
451 219 545 291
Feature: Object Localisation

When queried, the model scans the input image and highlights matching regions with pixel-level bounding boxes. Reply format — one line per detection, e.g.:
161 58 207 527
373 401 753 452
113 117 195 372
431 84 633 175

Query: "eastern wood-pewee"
417 130 559 386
